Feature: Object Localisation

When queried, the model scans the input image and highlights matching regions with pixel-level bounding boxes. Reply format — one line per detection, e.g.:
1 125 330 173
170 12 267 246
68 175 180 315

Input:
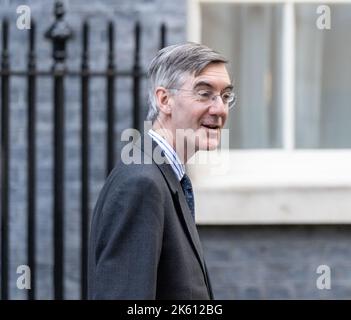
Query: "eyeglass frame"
166 85 237 110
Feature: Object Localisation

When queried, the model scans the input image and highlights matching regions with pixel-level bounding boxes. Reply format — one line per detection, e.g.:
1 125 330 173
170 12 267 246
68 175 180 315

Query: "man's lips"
200 123 221 130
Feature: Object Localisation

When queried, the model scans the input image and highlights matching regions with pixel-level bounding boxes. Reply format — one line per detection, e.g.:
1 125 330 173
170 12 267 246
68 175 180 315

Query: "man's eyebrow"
222 84 234 91
193 81 233 91
193 81 213 89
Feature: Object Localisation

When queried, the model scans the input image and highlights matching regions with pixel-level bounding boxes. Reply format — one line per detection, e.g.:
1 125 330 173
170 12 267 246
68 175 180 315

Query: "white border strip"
190 150 351 189
187 0 201 43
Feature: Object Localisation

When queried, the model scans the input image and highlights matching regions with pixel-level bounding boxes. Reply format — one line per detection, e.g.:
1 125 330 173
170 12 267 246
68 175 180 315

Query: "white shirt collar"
148 129 185 181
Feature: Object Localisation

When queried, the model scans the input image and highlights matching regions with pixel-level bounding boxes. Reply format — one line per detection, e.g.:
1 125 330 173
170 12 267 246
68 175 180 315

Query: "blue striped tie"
180 173 195 220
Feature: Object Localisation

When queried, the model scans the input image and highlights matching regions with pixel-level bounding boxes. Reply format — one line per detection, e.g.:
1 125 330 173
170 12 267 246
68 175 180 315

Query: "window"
295 4 351 148
189 0 351 149
187 0 351 224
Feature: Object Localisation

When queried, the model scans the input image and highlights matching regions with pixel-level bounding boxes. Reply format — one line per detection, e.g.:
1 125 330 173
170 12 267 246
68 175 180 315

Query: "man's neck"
151 122 190 164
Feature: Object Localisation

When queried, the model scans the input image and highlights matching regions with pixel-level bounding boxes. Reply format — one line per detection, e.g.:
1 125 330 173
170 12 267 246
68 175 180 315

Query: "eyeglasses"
168 88 237 110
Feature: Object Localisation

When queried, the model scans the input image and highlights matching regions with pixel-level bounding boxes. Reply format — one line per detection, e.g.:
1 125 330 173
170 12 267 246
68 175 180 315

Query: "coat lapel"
157 163 213 298
137 133 212 298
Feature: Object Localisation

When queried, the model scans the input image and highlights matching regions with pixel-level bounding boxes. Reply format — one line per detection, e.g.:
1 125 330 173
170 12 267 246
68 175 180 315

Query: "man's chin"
198 138 220 151
196 128 221 150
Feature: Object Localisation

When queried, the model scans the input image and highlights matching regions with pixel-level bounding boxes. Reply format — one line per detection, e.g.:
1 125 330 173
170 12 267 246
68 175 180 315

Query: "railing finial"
45 0 73 67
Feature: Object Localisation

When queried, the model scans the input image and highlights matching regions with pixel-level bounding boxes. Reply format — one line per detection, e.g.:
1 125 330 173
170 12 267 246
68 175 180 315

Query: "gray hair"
146 42 228 123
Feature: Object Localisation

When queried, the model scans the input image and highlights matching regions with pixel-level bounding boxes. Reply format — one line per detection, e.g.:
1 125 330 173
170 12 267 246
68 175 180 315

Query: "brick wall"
199 225 351 299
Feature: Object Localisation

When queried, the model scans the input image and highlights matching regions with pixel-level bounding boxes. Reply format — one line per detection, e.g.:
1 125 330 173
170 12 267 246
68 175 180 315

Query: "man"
88 42 235 299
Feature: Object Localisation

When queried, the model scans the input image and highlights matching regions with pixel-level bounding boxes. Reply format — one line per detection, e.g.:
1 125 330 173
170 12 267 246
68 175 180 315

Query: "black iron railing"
0 0 166 300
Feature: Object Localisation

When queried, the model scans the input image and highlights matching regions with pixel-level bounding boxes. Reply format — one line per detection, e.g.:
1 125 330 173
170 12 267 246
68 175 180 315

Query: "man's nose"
209 95 227 115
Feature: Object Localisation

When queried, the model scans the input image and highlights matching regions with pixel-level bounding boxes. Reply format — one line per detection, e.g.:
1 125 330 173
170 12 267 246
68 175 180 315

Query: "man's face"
170 62 231 153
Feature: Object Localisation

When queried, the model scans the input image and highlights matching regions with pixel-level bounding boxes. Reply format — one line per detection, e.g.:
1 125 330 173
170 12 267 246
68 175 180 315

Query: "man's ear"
155 87 172 115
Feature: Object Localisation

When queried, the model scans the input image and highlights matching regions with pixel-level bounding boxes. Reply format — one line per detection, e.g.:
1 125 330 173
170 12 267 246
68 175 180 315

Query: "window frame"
187 0 351 224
